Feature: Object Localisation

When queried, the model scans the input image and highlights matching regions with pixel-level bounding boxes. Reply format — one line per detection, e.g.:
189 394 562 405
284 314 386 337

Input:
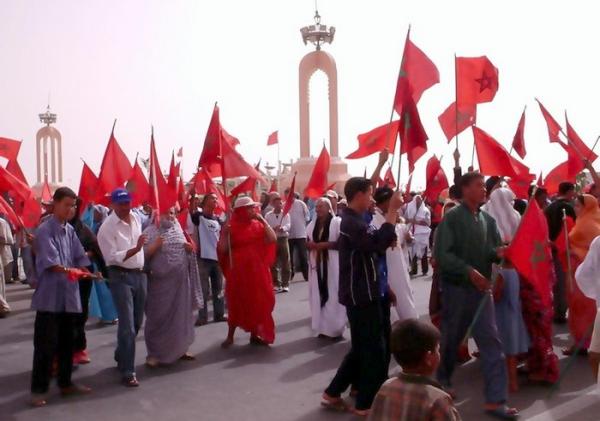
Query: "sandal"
121 375 139 387
30 395 48 407
320 393 348 412
485 404 519 420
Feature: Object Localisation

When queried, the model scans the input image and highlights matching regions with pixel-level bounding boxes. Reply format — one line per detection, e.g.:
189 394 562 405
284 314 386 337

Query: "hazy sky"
1 0 599 190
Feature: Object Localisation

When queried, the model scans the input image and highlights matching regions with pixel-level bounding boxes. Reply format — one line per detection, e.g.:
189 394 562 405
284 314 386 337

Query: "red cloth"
393 31 439 115
0 137 22 160
67 268 91 282
219 208 276 343
41 181 52 202
303 146 330 199
456 56 499 106
78 162 99 215
544 161 571 195
149 135 177 215
267 131 278 146
167 152 180 191
382 167 396 189
564 115 598 177
6 159 28 185
0 166 40 228
438 101 476 142
422 156 448 203
268 179 277 193
281 173 296 218
346 120 400 159
472 126 527 178
512 108 527 159
126 161 151 208
198 104 264 182
398 89 428 172
0 195 22 229
230 176 257 201
505 200 553 307
536 99 562 143
97 131 132 199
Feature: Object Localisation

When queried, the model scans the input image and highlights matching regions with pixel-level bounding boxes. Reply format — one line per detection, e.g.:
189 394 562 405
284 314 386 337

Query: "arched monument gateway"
291 9 349 195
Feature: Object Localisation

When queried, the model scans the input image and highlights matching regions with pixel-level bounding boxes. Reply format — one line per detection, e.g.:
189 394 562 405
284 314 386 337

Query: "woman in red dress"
219 196 277 348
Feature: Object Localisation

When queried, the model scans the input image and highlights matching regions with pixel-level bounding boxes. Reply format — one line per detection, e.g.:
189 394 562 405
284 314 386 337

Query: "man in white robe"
405 195 431 276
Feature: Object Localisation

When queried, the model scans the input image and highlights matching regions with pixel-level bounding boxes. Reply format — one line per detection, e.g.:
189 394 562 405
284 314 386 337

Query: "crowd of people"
3 149 600 420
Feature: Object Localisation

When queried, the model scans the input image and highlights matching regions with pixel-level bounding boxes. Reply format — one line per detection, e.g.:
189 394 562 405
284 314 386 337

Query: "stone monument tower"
291 9 349 195
36 104 63 185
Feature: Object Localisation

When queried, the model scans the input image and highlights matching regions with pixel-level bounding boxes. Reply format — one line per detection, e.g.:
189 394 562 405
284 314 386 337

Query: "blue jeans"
437 280 508 404
108 269 147 377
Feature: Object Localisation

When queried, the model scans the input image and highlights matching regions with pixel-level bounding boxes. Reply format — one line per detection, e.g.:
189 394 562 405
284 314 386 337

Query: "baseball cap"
110 188 132 204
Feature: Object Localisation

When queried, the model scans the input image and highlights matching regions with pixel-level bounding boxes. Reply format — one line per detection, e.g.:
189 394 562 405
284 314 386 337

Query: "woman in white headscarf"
575 235 600 379
404 195 431 276
485 187 530 392
306 197 346 339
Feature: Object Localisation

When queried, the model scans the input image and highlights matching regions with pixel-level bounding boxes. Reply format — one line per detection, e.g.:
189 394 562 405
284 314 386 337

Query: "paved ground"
1 275 600 421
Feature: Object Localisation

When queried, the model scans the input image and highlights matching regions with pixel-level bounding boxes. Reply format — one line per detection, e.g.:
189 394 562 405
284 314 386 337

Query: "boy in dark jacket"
321 176 400 416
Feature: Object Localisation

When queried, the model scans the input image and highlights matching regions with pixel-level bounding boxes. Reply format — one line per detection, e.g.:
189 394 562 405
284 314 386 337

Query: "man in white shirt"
285 189 309 282
265 193 292 292
97 188 147 387
0 216 12 316
193 193 226 325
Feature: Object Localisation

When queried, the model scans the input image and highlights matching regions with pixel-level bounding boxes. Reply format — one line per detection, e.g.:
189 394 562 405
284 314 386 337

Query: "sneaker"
281 287 290 293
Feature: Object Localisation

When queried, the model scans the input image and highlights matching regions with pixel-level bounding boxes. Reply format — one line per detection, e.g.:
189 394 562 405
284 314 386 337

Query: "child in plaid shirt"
368 319 461 421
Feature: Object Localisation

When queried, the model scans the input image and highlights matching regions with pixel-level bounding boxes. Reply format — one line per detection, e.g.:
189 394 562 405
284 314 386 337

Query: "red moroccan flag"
0 137 22 160
191 168 226 211
456 56 499 106
536 99 562 143
282 172 297 218
399 90 428 172
0 166 40 228
393 29 440 115
512 107 527 159
346 120 400 159
148 133 177 215
304 146 330 199
198 104 264 183
97 128 132 198
167 151 180 190
422 156 449 203
230 176 257 200
6 159 28 185
21 194 41 228
267 131 278 146
505 200 553 306
41 181 52 202
506 155 535 199
438 102 477 142
0 195 23 229
383 167 397 189
126 160 151 208
544 161 570 195
565 113 598 166
403 173 413 202
78 162 99 215
269 178 277 193
472 126 520 178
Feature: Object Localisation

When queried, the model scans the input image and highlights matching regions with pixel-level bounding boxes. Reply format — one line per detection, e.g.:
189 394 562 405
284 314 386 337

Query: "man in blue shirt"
30 187 92 407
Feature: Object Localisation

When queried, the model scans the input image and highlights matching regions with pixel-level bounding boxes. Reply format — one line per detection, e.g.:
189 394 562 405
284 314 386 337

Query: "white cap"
325 190 338 200
233 195 257 209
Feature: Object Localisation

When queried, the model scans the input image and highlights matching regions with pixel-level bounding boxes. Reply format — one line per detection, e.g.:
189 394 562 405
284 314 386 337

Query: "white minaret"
36 104 63 184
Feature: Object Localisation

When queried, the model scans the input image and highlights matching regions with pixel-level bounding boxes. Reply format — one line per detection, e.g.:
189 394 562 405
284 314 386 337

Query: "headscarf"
312 198 334 307
144 215 187 275
485 187 521 243
575 236 600 304
570 194 600 260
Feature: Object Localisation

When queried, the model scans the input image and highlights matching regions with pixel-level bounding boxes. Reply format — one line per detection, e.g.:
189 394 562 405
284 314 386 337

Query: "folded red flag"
282 173 297 218
304 146 330 199
97 129 132 200
399 89 428 172
0 137 22 161
505 200 553 307
422 156 448 204
512 107 527 159
267 131 278 146
78 162 99 215
536 99 562 143
126 160 151 208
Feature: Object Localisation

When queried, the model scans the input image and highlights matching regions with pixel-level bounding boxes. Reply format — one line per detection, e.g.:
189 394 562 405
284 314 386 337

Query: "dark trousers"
410 251 429 275
288 238 308 281
381 294 392 368
437 281 507 404
73 279 93 352
31 311 76 394
198 258 225 322
552 250 567 320
108 269 147 377
325 301 388 410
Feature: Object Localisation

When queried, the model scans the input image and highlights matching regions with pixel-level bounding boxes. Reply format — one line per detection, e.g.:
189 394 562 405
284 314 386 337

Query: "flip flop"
485 405 519 420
